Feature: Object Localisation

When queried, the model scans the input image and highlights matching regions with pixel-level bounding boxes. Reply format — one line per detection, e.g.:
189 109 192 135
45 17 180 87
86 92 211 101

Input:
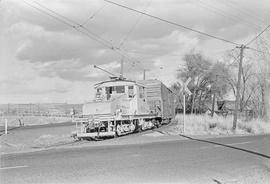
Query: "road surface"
1 134 270 184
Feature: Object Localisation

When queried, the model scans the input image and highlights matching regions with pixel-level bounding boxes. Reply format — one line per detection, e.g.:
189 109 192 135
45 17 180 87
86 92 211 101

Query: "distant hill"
0 103 83 116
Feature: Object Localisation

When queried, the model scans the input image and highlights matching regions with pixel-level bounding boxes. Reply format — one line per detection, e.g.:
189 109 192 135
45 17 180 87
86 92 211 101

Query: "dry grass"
0 115 71 127
33 134 74 148
170 114 270 135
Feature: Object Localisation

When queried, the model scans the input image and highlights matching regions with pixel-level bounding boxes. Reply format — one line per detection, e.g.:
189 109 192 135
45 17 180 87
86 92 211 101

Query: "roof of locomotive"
94 79 145 88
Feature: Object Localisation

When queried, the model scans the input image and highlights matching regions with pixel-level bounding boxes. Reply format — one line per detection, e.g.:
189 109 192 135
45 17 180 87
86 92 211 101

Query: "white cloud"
1 0 269 103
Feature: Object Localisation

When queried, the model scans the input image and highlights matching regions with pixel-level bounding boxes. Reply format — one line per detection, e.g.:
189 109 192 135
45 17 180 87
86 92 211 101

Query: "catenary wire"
118 0 152 49
79 3 107 27
246 24 270 46
219 0 268 24
194 0 262 30
24 0 146 71
33 1 114 48
32 0 147 69
104 0 241 46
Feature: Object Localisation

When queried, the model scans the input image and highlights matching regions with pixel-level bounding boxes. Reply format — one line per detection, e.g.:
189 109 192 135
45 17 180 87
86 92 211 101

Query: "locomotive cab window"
139 87 145 98
128 85 134 98
115 86 125 93
105 86 115 100
96 88 102 100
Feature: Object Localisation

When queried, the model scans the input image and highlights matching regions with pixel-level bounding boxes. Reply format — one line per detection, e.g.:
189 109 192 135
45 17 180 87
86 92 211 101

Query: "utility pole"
233 44 245 130
5 119 8 135
143 69 146 80
211 75 218 117
143 69 149 80
179 78 191 134
120 56 124 79
211 93 216 117
183 89 186 133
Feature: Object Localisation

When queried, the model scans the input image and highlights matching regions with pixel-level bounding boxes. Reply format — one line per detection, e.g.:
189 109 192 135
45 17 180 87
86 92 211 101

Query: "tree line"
171 34 270 121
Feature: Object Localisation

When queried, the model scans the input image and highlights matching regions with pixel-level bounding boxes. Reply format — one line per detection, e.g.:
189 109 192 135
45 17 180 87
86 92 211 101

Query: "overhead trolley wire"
80 3 107 27
24 1 109 48
195 0 262 30
245 24 270 46
104 0 241 46
105 0 270 56
32 1 114 49
219 0 268 25
118 0 152 49
23 1 74 29
24 0 147 71
23 0 269 72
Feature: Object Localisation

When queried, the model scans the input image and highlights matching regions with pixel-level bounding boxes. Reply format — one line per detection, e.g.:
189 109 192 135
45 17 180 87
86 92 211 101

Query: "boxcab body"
73 79 158 139
138 79 175 122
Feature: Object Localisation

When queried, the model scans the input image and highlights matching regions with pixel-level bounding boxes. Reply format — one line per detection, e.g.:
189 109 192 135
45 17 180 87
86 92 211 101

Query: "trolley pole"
233 44 245 131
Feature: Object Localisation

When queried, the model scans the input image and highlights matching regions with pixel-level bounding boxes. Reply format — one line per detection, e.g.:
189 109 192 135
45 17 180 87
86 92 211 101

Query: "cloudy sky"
0 0 269 104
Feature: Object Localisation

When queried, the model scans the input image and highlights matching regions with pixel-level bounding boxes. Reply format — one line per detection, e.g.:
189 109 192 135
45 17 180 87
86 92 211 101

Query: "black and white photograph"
1 0 270 183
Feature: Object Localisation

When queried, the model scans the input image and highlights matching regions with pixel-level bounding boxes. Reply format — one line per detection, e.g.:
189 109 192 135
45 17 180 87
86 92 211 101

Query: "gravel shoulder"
1 121 268 155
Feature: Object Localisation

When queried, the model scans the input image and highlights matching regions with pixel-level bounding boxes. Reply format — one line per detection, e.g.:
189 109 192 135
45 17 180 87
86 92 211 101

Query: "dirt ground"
0 123 76 154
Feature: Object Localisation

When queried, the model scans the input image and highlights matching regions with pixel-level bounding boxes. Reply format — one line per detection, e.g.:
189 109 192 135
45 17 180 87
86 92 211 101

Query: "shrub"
172 114 270 135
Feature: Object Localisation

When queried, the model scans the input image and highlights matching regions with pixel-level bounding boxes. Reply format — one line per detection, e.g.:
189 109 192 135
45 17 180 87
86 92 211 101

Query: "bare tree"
253 33 270 120
174 51 230 115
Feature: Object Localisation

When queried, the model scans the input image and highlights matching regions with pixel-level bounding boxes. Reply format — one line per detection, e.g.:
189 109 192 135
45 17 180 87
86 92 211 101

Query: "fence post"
5 119 8 135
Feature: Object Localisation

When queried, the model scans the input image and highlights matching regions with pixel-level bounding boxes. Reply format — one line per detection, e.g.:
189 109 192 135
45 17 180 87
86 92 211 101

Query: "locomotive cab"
83 79 150 116
73 79 156 139
73 77 174 140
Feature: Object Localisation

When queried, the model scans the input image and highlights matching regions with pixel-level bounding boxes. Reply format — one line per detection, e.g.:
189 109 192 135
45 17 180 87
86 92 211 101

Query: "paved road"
1 134 270 184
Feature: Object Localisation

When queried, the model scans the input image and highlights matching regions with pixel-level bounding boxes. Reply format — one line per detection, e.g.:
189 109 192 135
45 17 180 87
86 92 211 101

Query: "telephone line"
25 1 145 69
219 0 268 25
118 0 152 48
195 0 262 30
33 1 114 48
80 3 107 27
104 0 240 46
246 24 270 46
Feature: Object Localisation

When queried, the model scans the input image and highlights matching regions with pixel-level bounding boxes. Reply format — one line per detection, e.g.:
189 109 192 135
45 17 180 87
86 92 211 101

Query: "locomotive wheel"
152 119 157 128
116 124 122 137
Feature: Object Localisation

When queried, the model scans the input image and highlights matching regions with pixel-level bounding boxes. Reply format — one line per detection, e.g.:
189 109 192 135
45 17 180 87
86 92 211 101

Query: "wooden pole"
5 119 8 135
143 69 146 80
211 93 216 117
233 45 245 130
183 91 186 134
120 56 124 79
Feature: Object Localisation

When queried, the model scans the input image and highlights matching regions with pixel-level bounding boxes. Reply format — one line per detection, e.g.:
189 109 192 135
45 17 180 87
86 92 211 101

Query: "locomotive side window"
128 86 134 98
105 86 115 100
139 86 145 98
115 86 125 93
96 88 102 100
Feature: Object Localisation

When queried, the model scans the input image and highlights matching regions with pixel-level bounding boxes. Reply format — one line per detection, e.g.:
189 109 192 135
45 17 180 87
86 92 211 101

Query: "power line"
24 1 146 71
246 24 270 46
216 0 266 26
104 0 241 46
23 1 75 29
24 1 109 48
118 0 152 49
79 3 107 27
219 0 268 25
105 0 268 56
32 1 114 48
195 0 262 30
246 47 270 55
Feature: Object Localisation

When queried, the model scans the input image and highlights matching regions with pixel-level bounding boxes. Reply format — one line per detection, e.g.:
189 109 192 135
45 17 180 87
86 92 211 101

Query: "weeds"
172 114 270 135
